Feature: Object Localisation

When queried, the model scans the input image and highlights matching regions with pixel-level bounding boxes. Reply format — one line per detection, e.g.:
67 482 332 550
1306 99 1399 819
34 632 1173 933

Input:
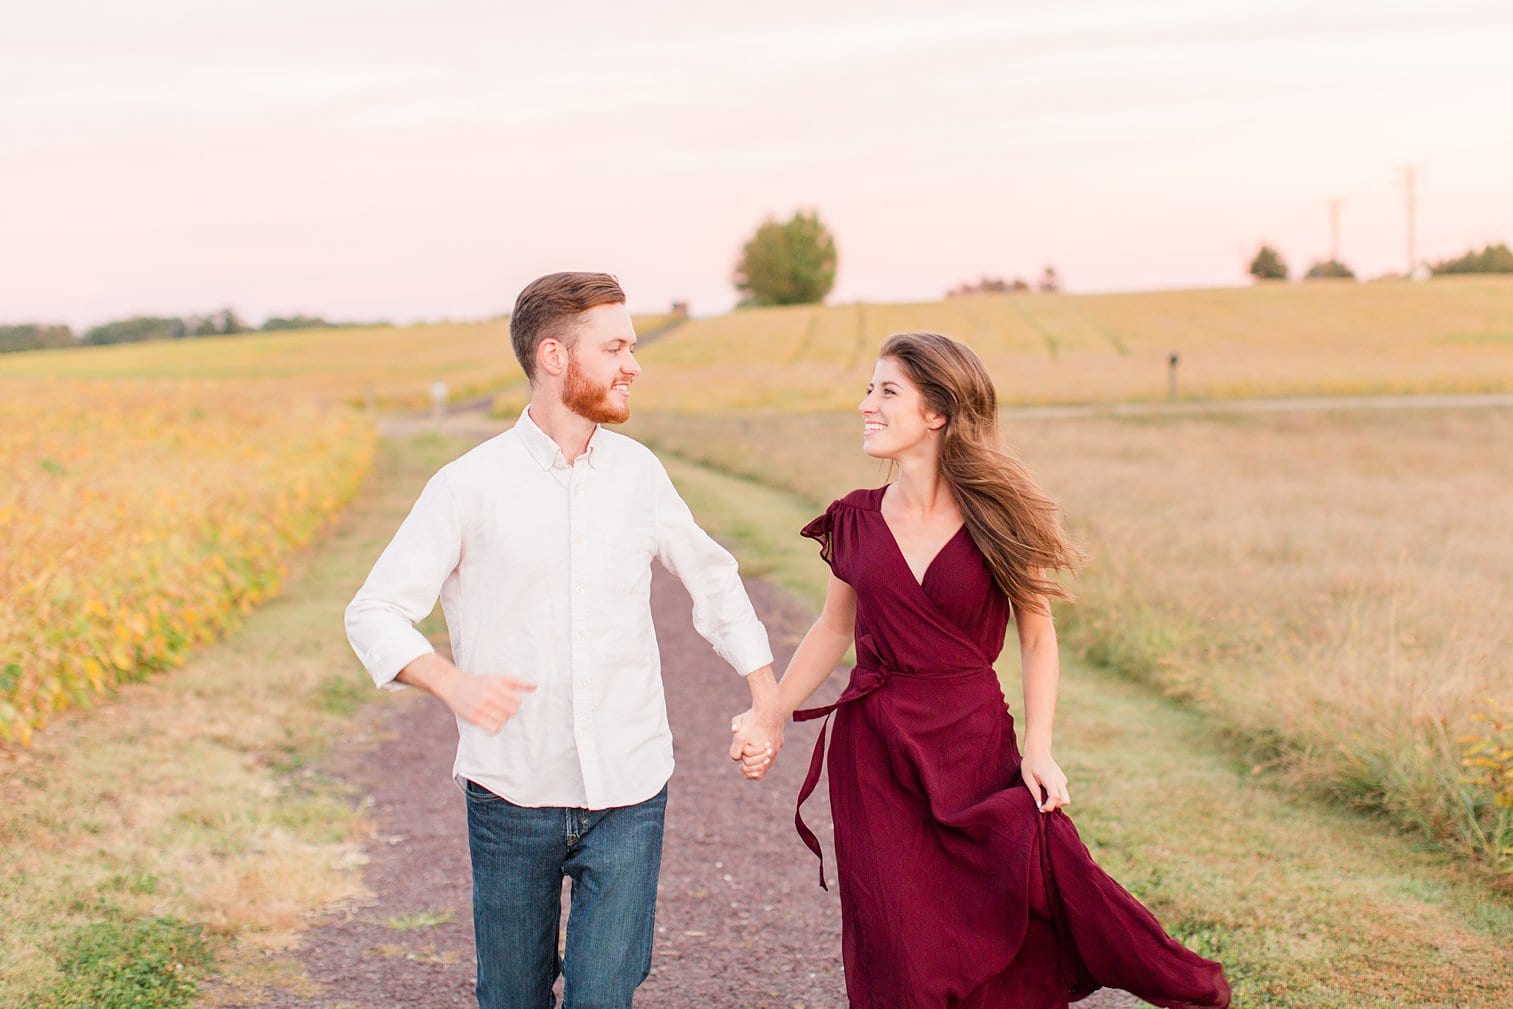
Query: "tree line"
1248 241 1513 282
0 311 388 354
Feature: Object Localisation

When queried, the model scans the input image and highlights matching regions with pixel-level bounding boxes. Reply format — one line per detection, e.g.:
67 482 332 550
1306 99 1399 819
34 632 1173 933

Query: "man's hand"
728 665 783 780
397 653 536 733
444 673 537 733
729 707 783 780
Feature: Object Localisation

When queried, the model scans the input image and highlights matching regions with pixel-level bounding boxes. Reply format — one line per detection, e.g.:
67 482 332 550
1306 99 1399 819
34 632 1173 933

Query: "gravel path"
206 565 1139 1008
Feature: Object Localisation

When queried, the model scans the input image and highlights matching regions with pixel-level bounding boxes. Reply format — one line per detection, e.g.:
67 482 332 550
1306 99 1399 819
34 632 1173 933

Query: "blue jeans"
464 779 667 1009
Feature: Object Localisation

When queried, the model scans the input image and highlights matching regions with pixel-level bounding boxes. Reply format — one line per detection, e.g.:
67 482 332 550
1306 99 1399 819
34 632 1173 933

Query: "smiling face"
859 356 945 460
561 302 640 424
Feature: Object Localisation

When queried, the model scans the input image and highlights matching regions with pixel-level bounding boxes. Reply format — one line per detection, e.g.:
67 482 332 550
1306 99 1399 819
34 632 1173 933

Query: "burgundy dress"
794 488 1230 1009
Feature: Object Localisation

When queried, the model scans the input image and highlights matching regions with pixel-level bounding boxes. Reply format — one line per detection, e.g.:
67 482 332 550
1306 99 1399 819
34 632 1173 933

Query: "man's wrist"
745 665 780 708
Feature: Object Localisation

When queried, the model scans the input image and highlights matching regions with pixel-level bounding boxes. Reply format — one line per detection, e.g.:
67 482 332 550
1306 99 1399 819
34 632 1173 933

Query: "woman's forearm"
778 619 854 718
1020 638 1060 754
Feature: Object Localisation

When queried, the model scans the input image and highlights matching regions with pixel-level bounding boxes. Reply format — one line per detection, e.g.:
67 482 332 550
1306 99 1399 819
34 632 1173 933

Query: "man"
345 272 784 1009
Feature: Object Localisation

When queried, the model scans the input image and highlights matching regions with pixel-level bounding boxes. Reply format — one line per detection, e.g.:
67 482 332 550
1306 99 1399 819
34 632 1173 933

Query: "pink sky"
3 1 1511 329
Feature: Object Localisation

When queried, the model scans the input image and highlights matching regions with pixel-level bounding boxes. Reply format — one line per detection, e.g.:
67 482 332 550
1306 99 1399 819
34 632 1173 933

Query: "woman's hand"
1020 748 1070 813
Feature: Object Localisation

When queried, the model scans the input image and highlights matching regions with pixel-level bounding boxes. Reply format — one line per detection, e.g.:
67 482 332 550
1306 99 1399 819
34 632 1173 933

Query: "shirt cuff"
720 621 774 677
361 629 436 691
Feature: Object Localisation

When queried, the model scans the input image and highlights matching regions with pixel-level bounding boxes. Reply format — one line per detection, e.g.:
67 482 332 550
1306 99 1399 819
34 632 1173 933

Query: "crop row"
0 379 376 744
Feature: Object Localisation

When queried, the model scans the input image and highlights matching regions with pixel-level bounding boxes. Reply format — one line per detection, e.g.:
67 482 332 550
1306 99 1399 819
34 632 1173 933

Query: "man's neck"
526 394 598 464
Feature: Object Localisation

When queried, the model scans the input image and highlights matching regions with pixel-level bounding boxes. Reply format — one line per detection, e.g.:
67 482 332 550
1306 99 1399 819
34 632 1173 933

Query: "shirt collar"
517 405 602 470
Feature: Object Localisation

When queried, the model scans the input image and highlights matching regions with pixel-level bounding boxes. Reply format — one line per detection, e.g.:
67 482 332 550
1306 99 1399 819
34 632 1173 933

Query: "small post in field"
430 381 448 425
1168 352 1180 400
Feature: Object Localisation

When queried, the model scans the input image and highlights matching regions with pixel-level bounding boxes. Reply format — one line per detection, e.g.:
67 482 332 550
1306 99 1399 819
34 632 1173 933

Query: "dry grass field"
0 322 512 411
627 405 1513 872
625 276 1513 412
0 314 679 412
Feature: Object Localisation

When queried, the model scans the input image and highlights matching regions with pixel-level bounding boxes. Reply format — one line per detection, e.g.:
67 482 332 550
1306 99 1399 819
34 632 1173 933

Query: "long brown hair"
880 332 1082 613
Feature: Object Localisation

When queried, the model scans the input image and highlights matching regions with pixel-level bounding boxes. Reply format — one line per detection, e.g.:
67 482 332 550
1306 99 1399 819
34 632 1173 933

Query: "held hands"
729 707 784 781
1020 748 1071 813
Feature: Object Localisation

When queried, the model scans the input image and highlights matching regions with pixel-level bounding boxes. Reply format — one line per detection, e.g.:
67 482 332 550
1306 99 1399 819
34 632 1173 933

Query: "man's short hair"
510 272 626 383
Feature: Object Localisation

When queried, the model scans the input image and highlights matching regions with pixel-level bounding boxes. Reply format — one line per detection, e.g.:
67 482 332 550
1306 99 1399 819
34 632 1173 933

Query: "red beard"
563 355 630 424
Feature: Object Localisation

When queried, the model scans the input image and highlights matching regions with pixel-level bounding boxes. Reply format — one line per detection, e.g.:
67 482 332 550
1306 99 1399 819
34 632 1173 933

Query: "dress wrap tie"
792 665 893 890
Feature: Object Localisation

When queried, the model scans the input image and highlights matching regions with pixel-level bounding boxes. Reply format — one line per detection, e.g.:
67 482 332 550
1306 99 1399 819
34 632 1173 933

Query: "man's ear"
537 337 568 378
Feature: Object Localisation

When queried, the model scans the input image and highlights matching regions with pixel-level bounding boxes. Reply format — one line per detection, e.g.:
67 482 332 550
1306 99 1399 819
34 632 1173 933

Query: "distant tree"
84 316 186 345
216 307 247 334
186 307 249 336
0 323 75 354
1248 245 1288 281
948 275 1031 297
1038 265 1061 293
1304 259 1356 280
262 314 334 331
733 210 838 307
1431 242 1513 275
189 314 221 337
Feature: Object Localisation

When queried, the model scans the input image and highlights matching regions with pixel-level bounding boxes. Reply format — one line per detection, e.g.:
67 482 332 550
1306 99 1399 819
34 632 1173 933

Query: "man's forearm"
395 652 463 704
745 665 781 712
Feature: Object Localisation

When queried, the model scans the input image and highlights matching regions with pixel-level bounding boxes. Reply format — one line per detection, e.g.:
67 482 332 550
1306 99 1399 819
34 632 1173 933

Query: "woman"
733 333 1230 1009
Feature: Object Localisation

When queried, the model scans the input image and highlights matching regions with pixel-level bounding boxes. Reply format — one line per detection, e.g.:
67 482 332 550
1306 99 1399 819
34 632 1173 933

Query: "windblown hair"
510 272 625 383
880 332 1083 613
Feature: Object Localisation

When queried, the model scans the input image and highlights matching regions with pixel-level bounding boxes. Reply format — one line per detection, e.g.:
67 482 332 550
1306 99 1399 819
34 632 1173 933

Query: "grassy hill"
624 276 1513 412
12 281 1509 415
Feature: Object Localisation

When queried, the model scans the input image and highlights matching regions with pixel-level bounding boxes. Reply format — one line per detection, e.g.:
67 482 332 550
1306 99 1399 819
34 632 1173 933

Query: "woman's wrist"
1022 732 1053 756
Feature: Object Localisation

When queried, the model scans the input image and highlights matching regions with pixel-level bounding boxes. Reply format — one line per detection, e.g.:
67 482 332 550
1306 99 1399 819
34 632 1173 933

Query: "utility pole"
1401 166 1419 276
1327 198 1343 264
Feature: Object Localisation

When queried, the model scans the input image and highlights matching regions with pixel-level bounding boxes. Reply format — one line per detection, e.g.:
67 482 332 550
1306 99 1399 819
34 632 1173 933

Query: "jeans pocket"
464 777 506 804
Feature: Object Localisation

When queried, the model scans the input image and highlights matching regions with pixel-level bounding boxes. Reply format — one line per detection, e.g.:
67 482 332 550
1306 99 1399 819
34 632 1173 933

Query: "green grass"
660 454 828 604
385 910 456 931
657 448 1513 1007
32 907 211 1009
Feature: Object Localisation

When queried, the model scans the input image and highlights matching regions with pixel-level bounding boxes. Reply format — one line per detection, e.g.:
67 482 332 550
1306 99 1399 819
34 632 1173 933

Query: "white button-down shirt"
345 407 773 809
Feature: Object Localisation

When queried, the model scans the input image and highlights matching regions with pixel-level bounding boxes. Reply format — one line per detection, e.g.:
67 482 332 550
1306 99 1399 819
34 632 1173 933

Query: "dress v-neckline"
875 493 968 589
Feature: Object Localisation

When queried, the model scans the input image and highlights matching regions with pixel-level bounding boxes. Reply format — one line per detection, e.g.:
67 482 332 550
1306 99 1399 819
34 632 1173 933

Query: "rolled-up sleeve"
652 462 773 676
344 470 463 690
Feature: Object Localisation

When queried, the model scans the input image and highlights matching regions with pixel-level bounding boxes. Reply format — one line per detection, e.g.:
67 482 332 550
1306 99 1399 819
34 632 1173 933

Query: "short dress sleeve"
801 498 847 577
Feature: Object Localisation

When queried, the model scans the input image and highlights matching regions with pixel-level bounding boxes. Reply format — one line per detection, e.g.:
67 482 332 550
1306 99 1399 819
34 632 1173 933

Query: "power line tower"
1327 198 1343 263
1400 166 1421 277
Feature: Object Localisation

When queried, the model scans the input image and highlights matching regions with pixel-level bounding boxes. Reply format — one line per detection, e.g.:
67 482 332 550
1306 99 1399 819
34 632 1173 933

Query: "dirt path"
208 563 1138 1008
